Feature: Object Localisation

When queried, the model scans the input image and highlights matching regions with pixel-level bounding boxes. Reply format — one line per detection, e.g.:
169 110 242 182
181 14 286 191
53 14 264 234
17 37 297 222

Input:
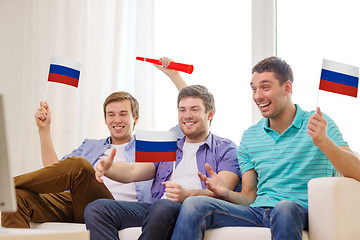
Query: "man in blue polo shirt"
170 56 360 240
84 84 241 240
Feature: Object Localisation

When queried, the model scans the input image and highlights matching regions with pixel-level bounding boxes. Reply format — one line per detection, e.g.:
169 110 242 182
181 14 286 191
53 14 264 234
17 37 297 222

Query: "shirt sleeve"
59 139 86 160
153 162 160 170
237 139 254 176
324 114 348 146
216 140 241 177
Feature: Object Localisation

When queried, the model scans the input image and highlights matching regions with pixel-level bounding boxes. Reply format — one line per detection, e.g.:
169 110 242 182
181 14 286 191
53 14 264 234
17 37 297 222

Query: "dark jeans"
139 199 182 240
84 199 151 240
84 198 182 240
1 157 114 228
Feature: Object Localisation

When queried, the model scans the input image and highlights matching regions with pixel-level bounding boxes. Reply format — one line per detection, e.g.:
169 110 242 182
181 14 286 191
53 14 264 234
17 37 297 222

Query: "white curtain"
0 0 154 176
152 0 252 146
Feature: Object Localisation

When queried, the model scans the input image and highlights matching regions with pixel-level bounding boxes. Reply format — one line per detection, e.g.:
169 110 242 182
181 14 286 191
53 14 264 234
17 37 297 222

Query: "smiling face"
178 96 214 143
105 100 138 145
251 71 292 120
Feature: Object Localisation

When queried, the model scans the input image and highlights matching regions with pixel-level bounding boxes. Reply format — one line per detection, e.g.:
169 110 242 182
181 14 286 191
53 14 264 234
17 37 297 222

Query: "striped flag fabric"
319 59 359 98
48 56 81 88
135 130 177 162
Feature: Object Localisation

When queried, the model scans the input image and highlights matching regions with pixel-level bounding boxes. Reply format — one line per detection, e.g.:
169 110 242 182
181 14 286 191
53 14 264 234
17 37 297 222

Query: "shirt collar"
105 136 135 150
177 132 213 151
292 104 305 129
105 137 111 145
127 136 136 149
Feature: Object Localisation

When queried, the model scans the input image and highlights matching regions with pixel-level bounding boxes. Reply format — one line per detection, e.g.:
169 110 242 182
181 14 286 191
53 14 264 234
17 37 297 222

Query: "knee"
181 196 211 215
272 200 300 219
271 200 308 235
183 195 211 206
147 200 180 220
274 200 298 211
62 157 93 175
84 199 112 226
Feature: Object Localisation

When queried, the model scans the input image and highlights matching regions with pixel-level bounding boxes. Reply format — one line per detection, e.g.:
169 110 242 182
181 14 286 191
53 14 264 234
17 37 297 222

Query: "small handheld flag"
136 57 194 74
48 56 81 88
319 59 359 98
135 130 177 163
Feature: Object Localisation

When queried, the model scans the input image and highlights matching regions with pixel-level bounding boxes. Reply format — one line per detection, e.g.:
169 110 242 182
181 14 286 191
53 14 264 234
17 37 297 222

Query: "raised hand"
198 163 230 199
95 148 116 183
35 101 51 129
153 57 178 77
307 107 328 148
153 57 187 91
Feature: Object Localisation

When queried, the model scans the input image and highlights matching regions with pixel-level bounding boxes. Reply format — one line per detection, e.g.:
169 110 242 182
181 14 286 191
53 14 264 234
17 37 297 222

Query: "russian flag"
135 130 177 162
319 59 359 98
48 56 81 88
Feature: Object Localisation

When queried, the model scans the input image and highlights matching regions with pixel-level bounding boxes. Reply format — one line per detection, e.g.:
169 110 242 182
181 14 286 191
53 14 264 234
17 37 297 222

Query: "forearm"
104 162 155 183
221 169 257 205
38 128 59 167
319 138 360 181
103 162 134 183
223 190 256 206
169 71 187 91
186 188 219 198
188 188 255 205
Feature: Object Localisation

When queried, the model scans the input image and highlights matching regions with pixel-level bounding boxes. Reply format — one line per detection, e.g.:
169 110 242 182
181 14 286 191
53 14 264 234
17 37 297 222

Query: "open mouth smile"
258 102 271 110
113 126 125 131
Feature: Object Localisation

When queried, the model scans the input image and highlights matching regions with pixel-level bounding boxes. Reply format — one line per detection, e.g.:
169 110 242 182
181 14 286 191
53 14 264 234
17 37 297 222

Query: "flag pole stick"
44 82 49 101
315 88 320 110
172 161 175 182
316 59 322 110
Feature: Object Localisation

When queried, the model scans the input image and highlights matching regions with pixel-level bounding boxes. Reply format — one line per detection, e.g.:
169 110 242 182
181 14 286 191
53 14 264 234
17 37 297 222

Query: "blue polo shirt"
238 105 347 207
152 133 241 202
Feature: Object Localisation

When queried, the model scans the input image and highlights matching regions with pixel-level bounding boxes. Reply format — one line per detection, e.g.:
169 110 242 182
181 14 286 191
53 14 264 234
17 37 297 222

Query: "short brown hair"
103 91 139 119
177 85 215 114
252 56 294 85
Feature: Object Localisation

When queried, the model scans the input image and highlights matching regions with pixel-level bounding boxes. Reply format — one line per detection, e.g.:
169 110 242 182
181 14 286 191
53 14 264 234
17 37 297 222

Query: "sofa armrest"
308 177 360 240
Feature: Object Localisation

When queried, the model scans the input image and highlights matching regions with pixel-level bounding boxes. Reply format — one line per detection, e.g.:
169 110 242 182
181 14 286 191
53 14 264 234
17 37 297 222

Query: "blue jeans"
84 199 151 240
171 196 308 240
139 199 182 240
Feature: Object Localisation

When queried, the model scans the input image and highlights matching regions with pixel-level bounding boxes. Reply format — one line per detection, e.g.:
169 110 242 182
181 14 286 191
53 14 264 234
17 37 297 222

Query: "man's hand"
198 163 230 199
307 107 329 148
153 57 178 77
95 148 116 183
153 57 187 91
35 101 51 129
162 181 190 203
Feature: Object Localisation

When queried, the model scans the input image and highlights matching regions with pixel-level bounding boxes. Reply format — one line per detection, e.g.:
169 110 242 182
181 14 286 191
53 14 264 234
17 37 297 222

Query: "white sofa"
31 177 360 240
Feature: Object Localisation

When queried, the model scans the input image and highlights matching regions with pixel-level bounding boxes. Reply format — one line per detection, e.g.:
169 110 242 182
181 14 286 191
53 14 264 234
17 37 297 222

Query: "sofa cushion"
31 223 309 240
